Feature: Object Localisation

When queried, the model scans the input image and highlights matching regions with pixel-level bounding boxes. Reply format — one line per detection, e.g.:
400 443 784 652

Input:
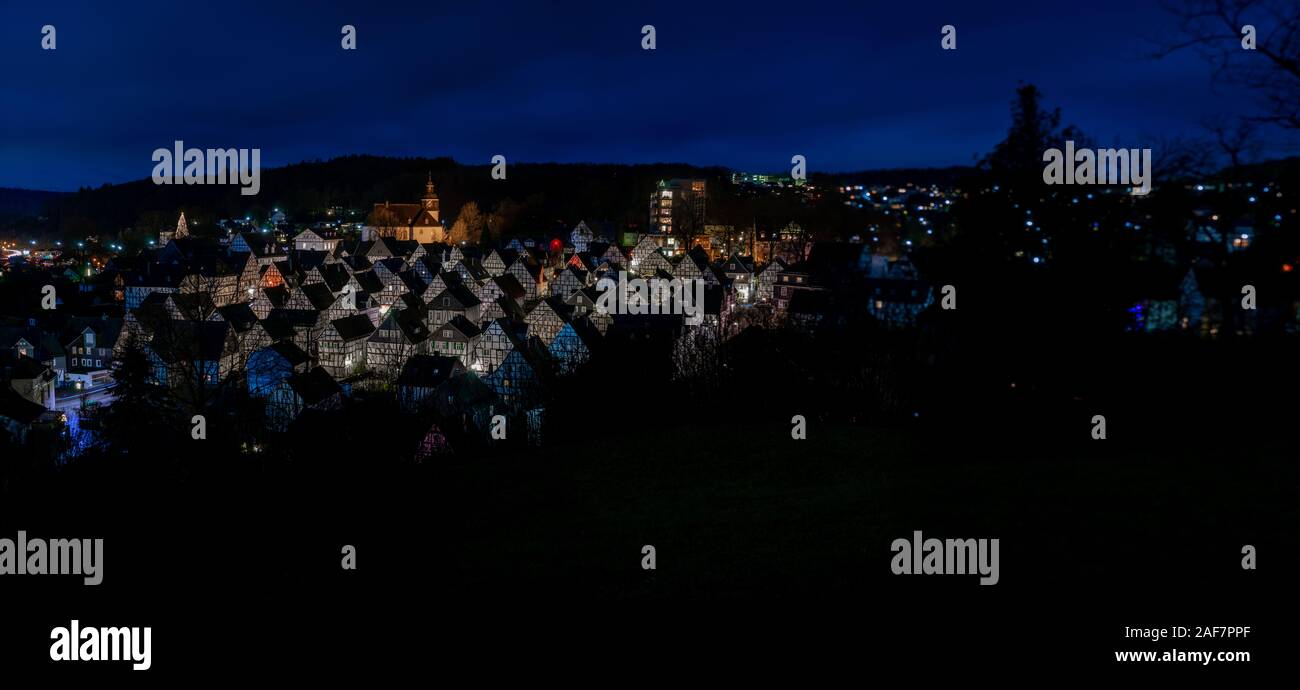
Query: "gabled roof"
723 253 756 274
149 320 232 362
437 314 482 339
497 295 527 322
288 367 343 406
0 387 46 424
331 314 377 342
431 284 481 309
0 351 51 380
489 248 520 266
397 293 426 313
342 254 373 272
300 282 338 311
538 296 574 321
352 270 384 294
261 284 291 308
397 354 463 388
259 316 297 342
59 316 124 350
398 269 427 295
169 292 218 321
491 274 526 301
215 303 259 332
316 263 351 292
462 261 490 281
376 309 432 345
267 340 310 367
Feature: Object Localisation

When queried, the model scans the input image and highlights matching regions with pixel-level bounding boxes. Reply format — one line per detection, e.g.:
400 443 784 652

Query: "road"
55 383 117 412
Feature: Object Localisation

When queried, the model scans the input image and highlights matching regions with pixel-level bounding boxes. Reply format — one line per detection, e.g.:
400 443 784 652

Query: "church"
364 174 444 243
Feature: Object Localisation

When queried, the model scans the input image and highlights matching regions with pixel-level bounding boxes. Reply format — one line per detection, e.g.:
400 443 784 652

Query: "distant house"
524 298 572 346
469 318 528 375
483 248 517 277
413 420 454 461
396 354 465 413
773 262 817 313
505 257 545 301
549 266 589 299
637 248 673 278
427 284 482 326
548 318 601 375
863 255 932 327
318 314 375 379
430 315 482 365
364 177 444 244
0 387 48 442
293 229 342 253
755 258 786 302
368 309 433 376
570 221 594 253
629 234 665 271
720 252 756 302
477 274 526 323
483 340 550 412
146 320 240 389
266 366 344 432
57 319 122 395
246 341 312 397
0 351 57 410
0 324 65 385
673 247 710 283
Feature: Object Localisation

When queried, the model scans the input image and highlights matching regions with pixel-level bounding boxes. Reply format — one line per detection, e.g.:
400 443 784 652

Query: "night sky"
0 0 1272 191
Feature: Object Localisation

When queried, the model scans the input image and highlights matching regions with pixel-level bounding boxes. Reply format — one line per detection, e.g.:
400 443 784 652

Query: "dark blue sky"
0 0 1273 191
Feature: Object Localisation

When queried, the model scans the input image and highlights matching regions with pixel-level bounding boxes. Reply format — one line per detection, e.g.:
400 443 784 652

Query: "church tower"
421 173 440 222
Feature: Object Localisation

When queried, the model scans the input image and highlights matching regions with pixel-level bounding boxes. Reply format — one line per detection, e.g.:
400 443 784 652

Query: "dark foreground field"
2 413 1294 676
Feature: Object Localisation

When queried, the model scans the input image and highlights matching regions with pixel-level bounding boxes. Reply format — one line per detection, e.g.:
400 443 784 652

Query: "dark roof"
431 284 481 308
396 354 463 388
0 387 46 424
492 274 526 300
352 270 384 294
0 351 51 380
440 314 482 339
268 340 310 367
398 269 427 295
259 316 297 342
376 309 432 344
316 263 352 292
300 282 338 311
59 316 124 351
331 314 377 342
149 320 232 362
262 284 291 308
266 308 320 332
216 303 259 332
287 367 343 406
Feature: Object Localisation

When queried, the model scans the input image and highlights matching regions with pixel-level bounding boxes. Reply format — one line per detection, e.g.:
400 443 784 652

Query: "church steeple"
421 172 440 220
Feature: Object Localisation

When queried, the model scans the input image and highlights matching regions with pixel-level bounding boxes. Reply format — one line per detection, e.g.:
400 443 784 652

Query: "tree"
96 333 181 459
448 201 485 245
980 84 1088 192
1155 0 1300 131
